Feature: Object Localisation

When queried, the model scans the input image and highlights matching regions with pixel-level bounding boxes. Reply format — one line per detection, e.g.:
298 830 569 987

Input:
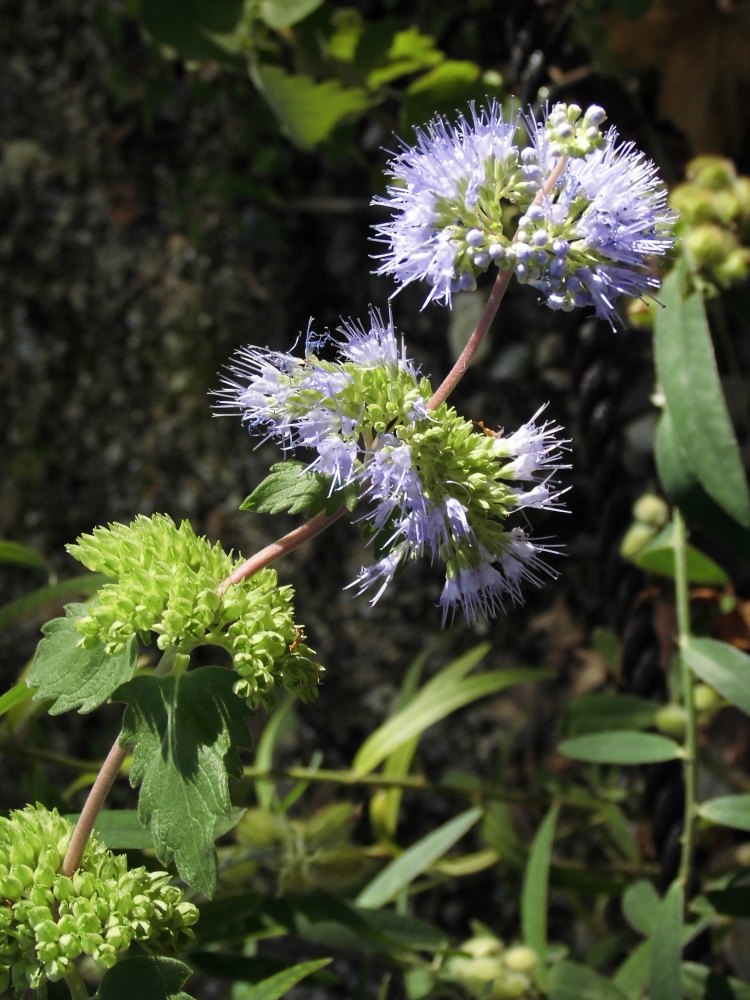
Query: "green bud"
694 683 722 712
633 494 669 529
501 946 538 974
620 523 658 560
686 155 737 190
655 704 687 737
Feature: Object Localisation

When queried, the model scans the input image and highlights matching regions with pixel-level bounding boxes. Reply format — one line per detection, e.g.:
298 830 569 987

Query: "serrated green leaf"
0 573 110 631
115 666 252 897
0 681 32 717
698 794 750 831
27 604 138 715
252 64 370 150
655 410 750 563
562 694 660 737
622 879 660 936
259 0 324 30
241 462 357 519
355 806 483 908
682 963 750 1000
0 540 47 571
548 960 629 1000
559 731 682 765
683 638 750 716
522 804 558 989
654 264 750 527
650 881 683 1000
94 955 194 1000
635 524 729 585
232 960 333 1000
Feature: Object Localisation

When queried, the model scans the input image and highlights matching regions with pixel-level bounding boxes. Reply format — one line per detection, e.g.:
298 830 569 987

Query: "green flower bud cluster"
67 514 323 709
0 805 198 994
619 493 670 562
544 103 607 158
441 933 539 999
670 155 750 292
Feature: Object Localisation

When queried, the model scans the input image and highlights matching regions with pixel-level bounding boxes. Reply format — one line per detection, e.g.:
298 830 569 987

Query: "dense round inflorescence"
0 805 198 994
374 100 675 325
68 514 322 708
219 310 567 624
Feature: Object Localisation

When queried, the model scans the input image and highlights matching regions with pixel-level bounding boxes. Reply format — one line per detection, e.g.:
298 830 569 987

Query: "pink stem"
61 741 130 876
428 154 570 411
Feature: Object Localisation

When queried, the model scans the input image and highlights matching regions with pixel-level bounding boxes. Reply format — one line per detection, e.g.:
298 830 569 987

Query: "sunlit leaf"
259 0 324 30
231 960 333 1000
698 793 750 831
0 681 32 718
522 804 559 989
650 881 683 1000
241 462 357 518
559 731 682 764
27 604 137 715
683 638 750 716
654 264 750 527
366 27 444 88
252 65 370 150
355 806 483 908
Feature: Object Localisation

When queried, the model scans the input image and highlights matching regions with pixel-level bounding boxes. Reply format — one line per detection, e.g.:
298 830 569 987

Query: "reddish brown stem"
428 154 570 411
61 740 129 876
218 503 347 593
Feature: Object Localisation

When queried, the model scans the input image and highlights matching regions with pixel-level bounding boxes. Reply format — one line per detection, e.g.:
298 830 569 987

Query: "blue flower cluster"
374 101 676 325
220 312 567 624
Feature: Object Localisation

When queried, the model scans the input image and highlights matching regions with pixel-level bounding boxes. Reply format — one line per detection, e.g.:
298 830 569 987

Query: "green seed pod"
656 704 687 738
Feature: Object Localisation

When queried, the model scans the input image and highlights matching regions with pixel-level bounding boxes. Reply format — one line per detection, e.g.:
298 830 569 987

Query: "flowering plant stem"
427 154 569 411
62 644 181 877
673 507 697 893
64 963 89 1000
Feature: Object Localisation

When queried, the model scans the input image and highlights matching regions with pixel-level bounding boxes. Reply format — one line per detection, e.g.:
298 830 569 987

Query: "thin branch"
428 154 570 411
218 504 347 594
61 739 130 877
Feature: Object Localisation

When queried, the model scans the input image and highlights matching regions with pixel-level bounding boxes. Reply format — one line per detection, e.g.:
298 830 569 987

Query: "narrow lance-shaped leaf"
0 681 32 718
654 262 750 527
355 806 483 909
254 694 294 811
0 573 110 632
699 794 750 831
522 804 559 990
115 666 253 897
27 604 137 715
559 731 682 765
232 960 334 1000
0 539 47 571
650 881 683 1000
683 638 750 717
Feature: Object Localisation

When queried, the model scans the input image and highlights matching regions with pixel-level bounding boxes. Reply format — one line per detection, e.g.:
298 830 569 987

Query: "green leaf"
27 604 137 715
366 27 444 88
354 647 548 776
259 0 324 30
65 809 153 850
683 638 750 716
522 804 558 989
0 681 32 717
356 907 448 950
599 802 640 863
705 887 750 917
190 952 337 985
138 0 243 62
115 666 252 897
252 64 370 150
194 891 266 945
480 801 527 868
622 879 660 936
562 694 660 737
613 940 652 999
655 410 750 563
698 794 750 831
635 524 729 585
548 960 629 1000
241 462 356 518
232 961 333 1000
0 540 47 571
650 881 683 1000
94 955 195 1000
559 731 682 765
254 694 295 811
654 264 750 527
406 59 480 95
355 806 483 909
0 573 110 631
682 962 750 1000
